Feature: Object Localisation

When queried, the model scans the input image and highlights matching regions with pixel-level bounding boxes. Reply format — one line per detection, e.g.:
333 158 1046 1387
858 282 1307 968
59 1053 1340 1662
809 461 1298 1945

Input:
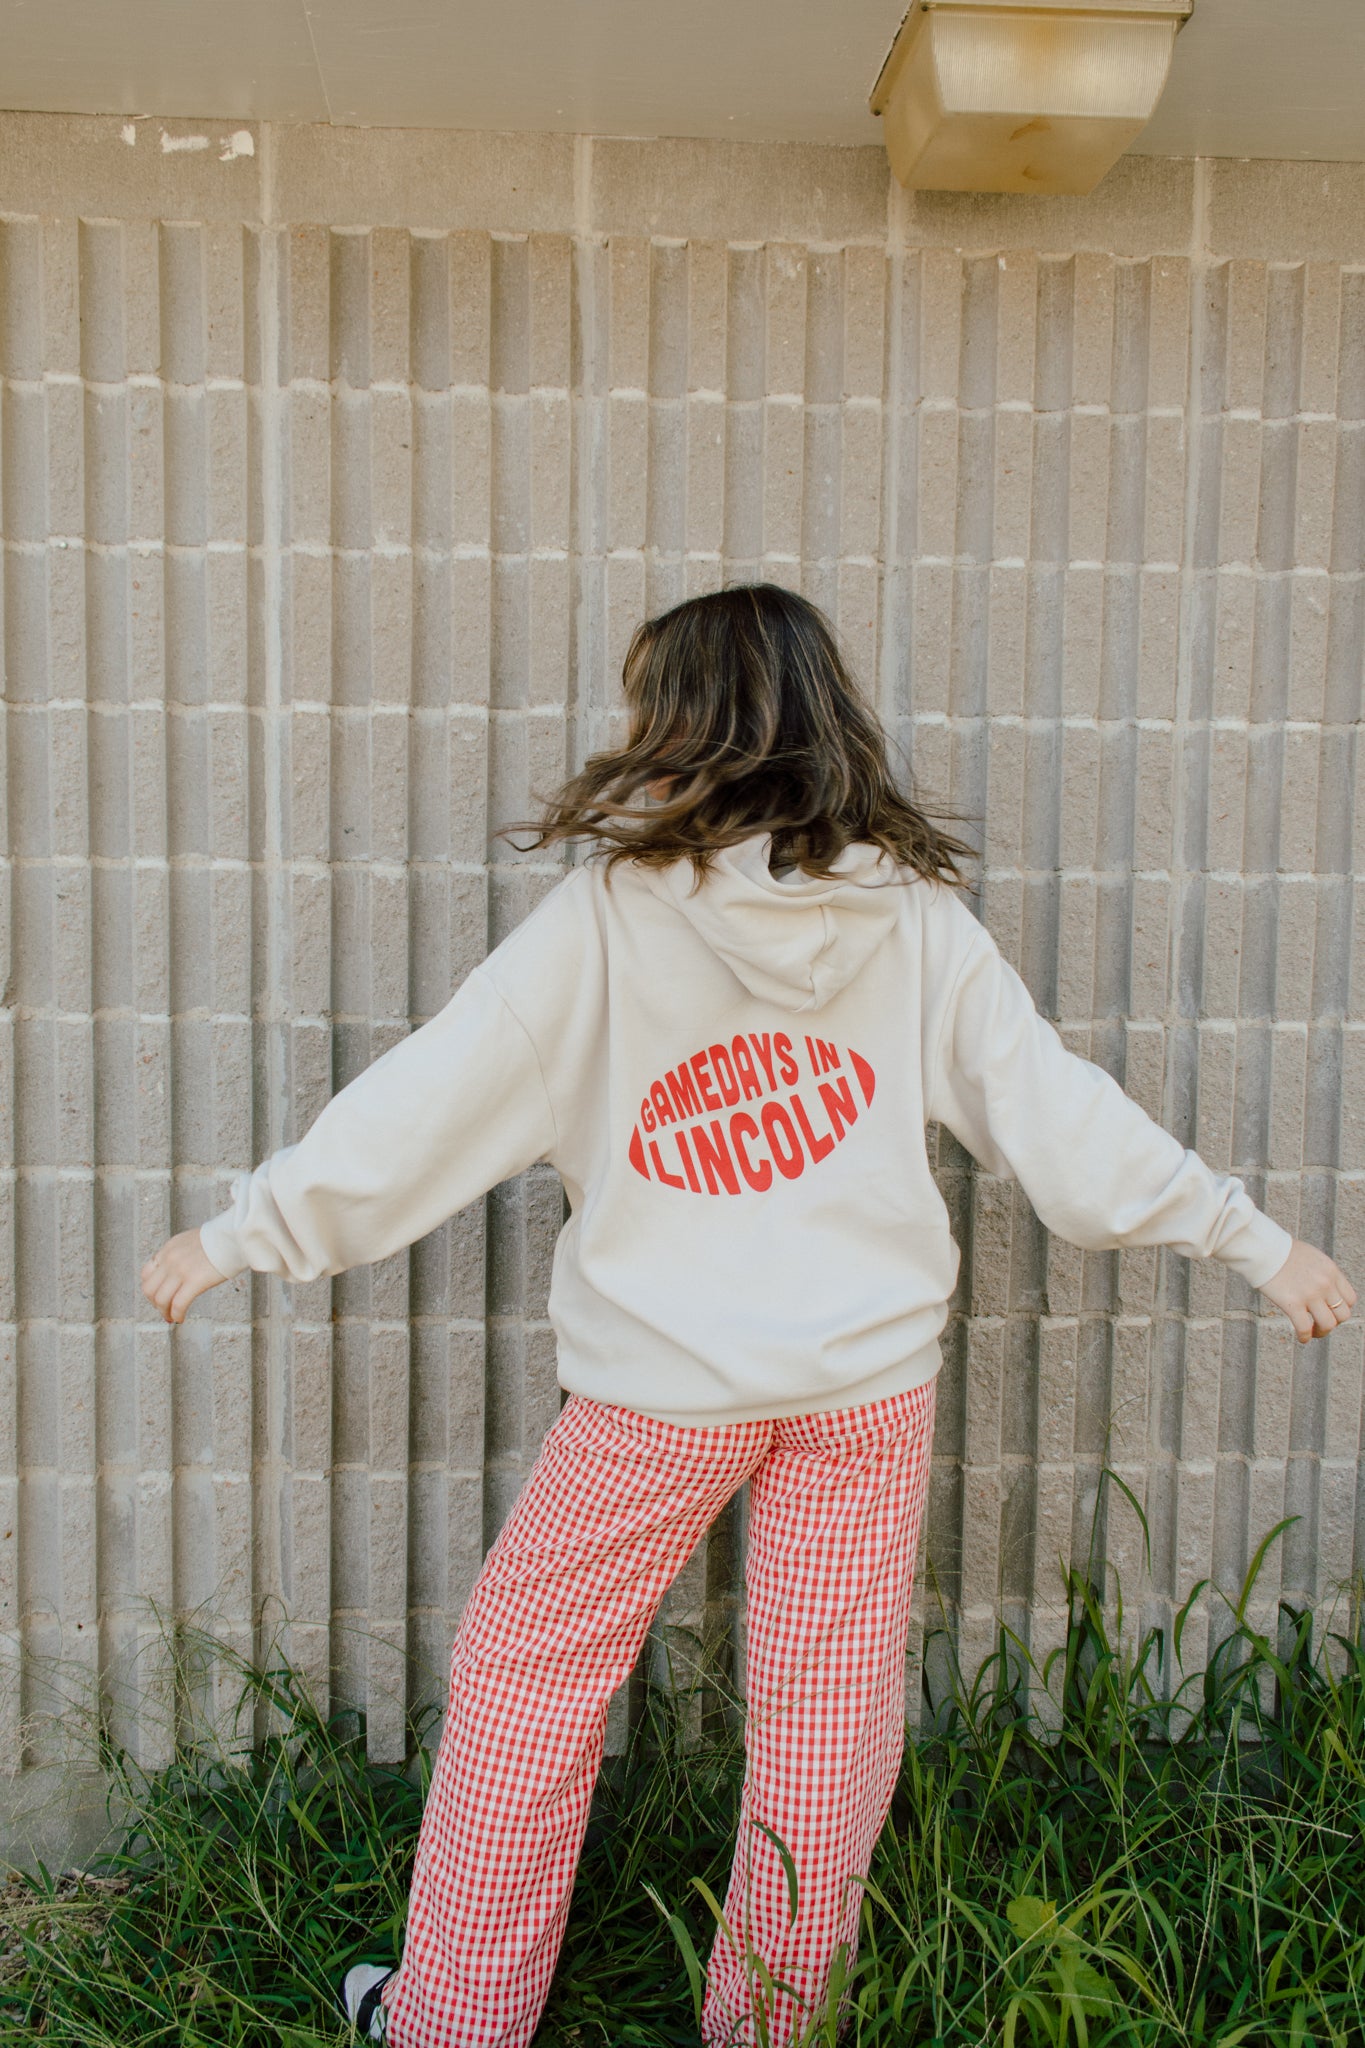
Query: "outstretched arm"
141 968 557 1324
925 896 1354 1344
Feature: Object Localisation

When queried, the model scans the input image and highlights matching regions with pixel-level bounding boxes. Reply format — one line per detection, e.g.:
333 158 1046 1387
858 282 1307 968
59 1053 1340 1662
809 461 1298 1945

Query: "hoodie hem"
556 1335 943 1429
1216 1209 1295 1290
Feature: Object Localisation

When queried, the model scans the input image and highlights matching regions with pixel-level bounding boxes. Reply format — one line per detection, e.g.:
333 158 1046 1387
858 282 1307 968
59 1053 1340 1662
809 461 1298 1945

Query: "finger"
1288 1304 1315 1343
170 1279 197 1323
1306 1296 1340 1338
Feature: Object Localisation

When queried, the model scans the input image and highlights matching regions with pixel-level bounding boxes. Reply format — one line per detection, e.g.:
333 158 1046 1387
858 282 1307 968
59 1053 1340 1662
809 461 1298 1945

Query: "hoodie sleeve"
198 968 558 1284
924 895 1294 1290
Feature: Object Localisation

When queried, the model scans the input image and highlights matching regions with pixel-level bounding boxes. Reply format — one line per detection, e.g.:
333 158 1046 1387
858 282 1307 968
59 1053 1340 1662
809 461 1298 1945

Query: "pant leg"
382 1392 769 2048
701 1377 937 2048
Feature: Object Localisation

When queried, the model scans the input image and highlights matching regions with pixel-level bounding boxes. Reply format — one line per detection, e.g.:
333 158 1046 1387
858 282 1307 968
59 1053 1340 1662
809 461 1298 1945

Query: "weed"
2 1488 1363 2046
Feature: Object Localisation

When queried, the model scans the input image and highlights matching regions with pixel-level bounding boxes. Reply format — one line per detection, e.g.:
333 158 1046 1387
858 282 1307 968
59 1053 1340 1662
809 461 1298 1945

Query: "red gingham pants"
381 1375 937 2048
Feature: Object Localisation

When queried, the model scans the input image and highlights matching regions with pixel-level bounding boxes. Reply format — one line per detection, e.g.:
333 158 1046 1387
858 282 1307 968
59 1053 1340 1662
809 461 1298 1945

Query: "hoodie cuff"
199 1210 250 1282
1214 1204 1295 1291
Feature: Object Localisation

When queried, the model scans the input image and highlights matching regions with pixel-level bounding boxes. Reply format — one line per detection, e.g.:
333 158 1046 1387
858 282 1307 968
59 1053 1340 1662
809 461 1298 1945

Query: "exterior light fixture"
869 0 1195 196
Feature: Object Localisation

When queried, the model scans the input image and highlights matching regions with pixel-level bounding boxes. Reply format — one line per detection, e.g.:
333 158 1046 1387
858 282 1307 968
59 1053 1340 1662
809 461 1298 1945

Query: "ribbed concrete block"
1289 575 1332 721
1 129 1363 1843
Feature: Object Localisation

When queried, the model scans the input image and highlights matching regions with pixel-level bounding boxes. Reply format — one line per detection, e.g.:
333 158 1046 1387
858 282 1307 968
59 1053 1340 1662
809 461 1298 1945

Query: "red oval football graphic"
628 1031 876 1195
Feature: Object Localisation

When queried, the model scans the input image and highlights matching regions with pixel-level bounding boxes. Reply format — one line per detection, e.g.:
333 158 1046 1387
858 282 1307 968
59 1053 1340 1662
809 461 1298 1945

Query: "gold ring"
1328 1299 1346 1310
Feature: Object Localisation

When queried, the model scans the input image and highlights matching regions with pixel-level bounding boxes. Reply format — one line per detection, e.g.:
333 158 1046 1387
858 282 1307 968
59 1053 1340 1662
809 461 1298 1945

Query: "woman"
141 584 1353 2047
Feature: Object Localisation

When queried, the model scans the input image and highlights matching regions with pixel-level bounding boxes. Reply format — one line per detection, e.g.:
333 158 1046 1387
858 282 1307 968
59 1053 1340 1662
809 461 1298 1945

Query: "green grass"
4 1497 1365 2046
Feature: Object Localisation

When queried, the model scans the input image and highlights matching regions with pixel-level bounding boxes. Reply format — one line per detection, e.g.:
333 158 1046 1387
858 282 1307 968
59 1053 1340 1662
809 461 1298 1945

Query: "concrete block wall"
1 115 1362 1846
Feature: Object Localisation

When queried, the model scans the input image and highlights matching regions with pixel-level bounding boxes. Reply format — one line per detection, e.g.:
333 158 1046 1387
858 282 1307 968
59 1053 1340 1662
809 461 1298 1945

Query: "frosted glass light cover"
870 0 1194 195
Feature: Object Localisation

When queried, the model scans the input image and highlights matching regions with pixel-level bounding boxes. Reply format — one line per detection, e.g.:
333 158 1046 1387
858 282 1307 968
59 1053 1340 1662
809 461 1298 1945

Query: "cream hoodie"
199 838 1294 1425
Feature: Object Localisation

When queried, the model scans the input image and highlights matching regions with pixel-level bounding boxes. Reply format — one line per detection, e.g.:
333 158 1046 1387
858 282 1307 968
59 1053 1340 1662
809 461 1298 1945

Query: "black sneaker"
341 1962 395 2040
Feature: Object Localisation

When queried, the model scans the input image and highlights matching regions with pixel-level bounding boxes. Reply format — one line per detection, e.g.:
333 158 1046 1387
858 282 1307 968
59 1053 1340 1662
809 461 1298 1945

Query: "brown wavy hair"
516 583 979 887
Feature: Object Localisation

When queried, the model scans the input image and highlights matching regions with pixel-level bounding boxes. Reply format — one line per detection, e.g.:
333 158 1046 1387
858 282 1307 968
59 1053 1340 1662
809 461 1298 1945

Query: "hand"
141 1228 230 1324
1257 1238 1356 1344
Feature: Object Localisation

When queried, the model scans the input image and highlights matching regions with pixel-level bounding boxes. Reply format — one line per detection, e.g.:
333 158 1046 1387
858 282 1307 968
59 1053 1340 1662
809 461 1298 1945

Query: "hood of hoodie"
640 833 905 1013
